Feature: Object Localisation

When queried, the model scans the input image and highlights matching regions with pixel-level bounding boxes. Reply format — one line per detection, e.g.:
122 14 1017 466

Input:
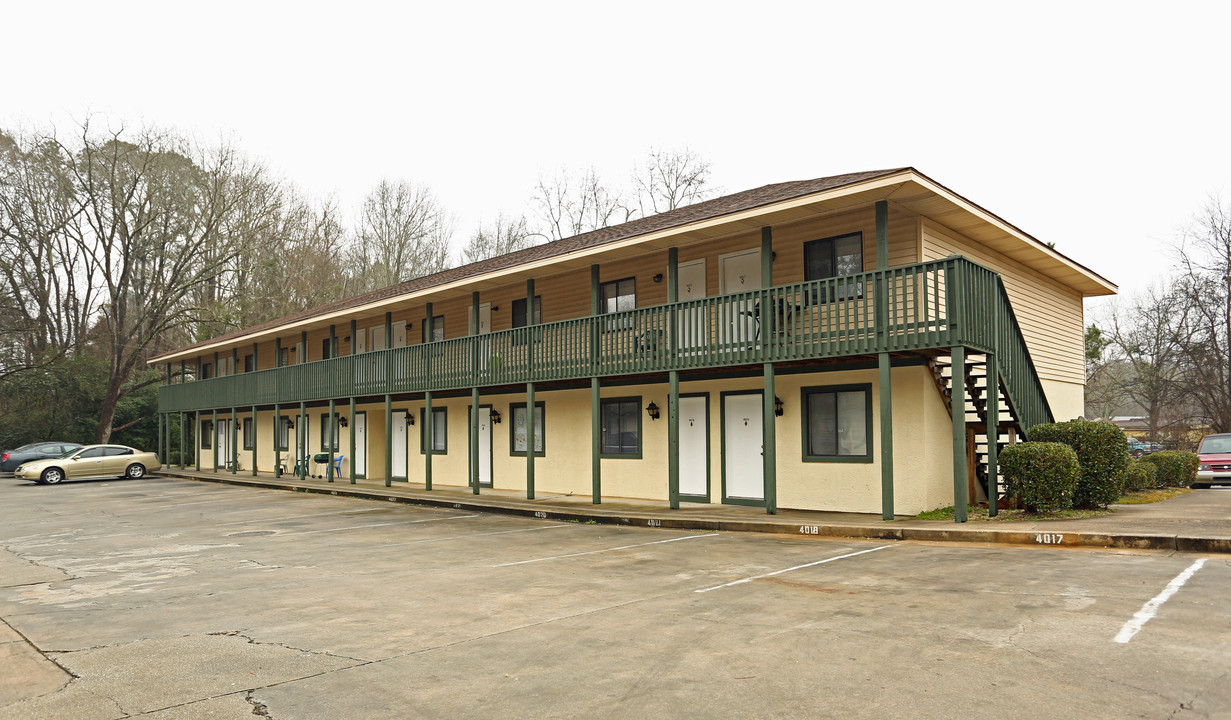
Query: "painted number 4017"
1035 533 1064 545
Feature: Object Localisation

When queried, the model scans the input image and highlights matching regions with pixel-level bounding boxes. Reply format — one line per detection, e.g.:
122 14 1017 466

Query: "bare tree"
1174 196 1231 432
532 167 633 241
349 179 453 291
461 213 538 264
632 147 716 216
1106 283 1188 437
60 123 271 441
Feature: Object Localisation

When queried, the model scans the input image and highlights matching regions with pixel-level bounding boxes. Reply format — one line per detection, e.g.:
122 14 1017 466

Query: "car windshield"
14 442 40 452
1200 436 1231 454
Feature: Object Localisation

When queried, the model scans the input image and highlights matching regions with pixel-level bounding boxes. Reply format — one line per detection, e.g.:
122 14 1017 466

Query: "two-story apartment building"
149 168 1115 521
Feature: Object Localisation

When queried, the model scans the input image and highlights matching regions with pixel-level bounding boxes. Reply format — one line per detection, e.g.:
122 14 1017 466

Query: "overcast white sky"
6 1 1229 315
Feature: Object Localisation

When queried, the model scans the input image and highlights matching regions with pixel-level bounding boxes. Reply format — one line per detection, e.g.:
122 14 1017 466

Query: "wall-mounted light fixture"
652 273 663 283
774 396 784 417
646 401 660 420
406 414 415 426
343 336 351 343
490 306 499 312
490 409 502 424
338 416 349 428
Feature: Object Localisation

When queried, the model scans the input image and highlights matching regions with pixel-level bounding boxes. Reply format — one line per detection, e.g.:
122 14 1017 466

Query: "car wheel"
1192 483 1208 489
125 463 146 479
41 468 64 485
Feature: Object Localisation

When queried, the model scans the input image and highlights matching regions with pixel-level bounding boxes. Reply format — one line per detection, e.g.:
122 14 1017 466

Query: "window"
104 446 133 456
201 363 213 379
804 232 864 302
276 416 291 451
201 421 214 449
321 338 332 360
278 347 288 367
421 315 445 343
600 278 636 330
600 397 641 457
510 402 545 456
243 418 255 450
802 384 872 462
319 413 340 452
512 296 542 344
244 354 254 373
78 447 107 459
420 407 447 453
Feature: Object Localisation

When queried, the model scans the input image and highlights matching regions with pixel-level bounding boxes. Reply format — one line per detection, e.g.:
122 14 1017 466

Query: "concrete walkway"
160 468 1231 554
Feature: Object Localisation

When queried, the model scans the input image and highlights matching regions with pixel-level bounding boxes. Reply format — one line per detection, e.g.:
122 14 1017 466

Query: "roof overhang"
149 169 1116 365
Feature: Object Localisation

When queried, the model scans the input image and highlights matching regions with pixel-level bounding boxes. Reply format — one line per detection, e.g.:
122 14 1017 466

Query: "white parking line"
273 514 480 536
695 545 892 593
368 523 571 549
213 507 385 526
493 532 719 567
1114 558 1207 644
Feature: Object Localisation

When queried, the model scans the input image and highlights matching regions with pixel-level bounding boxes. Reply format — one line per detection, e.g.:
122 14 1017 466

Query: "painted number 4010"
1035 533 1064 545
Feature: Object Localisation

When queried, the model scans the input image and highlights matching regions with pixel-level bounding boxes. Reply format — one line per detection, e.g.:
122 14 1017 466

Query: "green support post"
252 342 258 371
275 338 281 368
349 397 357 484
951 344 968 523
329 325 336 359
875 200 889 270
590 265 600 373
879 353 894 520
763 363 777 514
251 404 257 476
987 354 999 518
212 408 218 472
299 402 307 480
158 413 164 467
385 312 392 349
179 411 184 469
233 348 238 376
214 351 219 377
230 407 237 475
195 411 201 471
470 386 480 495
180 359 185 384
526 382 535 499
385 394 393 488
425 391 434 491
350 319 357 355
327 398 336 482
301 331 308 363
273 402 280 477
591 378 601 504
761 227 773 289
668 371 679 509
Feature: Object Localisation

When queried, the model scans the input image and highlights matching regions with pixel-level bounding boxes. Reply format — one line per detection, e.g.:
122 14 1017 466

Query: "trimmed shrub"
1027 420 1129 508
1124 459 1157 493
1141 451 1200 488
999 442 1080 513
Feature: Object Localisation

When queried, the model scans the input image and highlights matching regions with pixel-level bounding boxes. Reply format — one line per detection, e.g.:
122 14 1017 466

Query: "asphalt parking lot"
1 475 1229 719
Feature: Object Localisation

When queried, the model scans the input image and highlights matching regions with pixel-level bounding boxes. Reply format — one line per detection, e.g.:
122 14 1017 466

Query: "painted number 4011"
1035 533 1064 545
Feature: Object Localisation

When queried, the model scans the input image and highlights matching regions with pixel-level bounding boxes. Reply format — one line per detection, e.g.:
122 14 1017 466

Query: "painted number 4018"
800 526 820 535
1035 533 1064 545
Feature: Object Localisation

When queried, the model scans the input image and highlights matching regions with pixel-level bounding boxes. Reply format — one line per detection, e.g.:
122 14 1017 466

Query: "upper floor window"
201 363 213 379
600 278 635 331
804 232 863 302
421 315 445 343
512 296 542 327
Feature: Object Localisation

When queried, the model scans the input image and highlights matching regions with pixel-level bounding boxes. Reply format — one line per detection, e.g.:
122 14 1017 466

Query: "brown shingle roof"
153 168 909 360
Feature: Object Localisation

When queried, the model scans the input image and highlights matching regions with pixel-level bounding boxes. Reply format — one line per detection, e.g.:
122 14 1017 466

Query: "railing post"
424 391 433 491
668 247 680 509
526 382 536 499
273 402 280 477
876 200 894 520
385 394 393 488
195 411 201 471
349 396 357 484
951 344 968 523
591 377 601 504
590 264 600 374
327 398 336 482
763 362 777 514
987 353 999 518
230 407 237 475
178 411 184 469
251 403 257 476
298 402 307 480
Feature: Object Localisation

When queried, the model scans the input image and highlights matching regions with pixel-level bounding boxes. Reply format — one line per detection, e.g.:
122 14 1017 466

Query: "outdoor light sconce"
652 273 663 283
489 409 502 424
338 416 349 428
405 414 415 426
774 396 784 417
646 401 660 420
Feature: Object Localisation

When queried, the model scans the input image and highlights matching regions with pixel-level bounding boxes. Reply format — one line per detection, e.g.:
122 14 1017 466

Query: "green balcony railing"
159 257 1052 433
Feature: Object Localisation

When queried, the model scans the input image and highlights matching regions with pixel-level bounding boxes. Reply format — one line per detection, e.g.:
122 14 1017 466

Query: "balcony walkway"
156 468 1231 554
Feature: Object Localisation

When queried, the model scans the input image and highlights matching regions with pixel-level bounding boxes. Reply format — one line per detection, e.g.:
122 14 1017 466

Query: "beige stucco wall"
205 366 961 516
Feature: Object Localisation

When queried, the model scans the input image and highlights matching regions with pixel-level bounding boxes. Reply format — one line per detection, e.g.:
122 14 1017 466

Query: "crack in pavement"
208 630 368 663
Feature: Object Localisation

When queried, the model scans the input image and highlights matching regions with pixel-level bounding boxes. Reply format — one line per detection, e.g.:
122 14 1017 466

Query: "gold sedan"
13 445 162 484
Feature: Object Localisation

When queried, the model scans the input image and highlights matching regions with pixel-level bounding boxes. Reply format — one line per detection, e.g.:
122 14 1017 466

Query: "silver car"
14 445 162 485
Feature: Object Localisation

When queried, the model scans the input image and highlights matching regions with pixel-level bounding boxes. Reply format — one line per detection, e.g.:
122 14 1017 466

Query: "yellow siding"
920 219 1085 388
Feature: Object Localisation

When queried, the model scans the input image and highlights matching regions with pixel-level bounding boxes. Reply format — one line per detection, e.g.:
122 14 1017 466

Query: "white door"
679 395 708 497
353 412 367 476
478 407 492 487
215 420 231 469
678 259 707 353
719 249 761 348
391 411 407 479
369 325 386 352
723 393 764 501
355 329 367 353
393 322 407 348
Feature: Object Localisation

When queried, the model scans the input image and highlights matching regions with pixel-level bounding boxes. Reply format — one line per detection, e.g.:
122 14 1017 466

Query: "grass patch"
906 505 1114 522
1116 487 1191 504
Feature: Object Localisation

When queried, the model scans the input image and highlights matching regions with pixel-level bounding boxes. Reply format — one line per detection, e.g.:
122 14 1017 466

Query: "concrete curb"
162 471 1231 555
